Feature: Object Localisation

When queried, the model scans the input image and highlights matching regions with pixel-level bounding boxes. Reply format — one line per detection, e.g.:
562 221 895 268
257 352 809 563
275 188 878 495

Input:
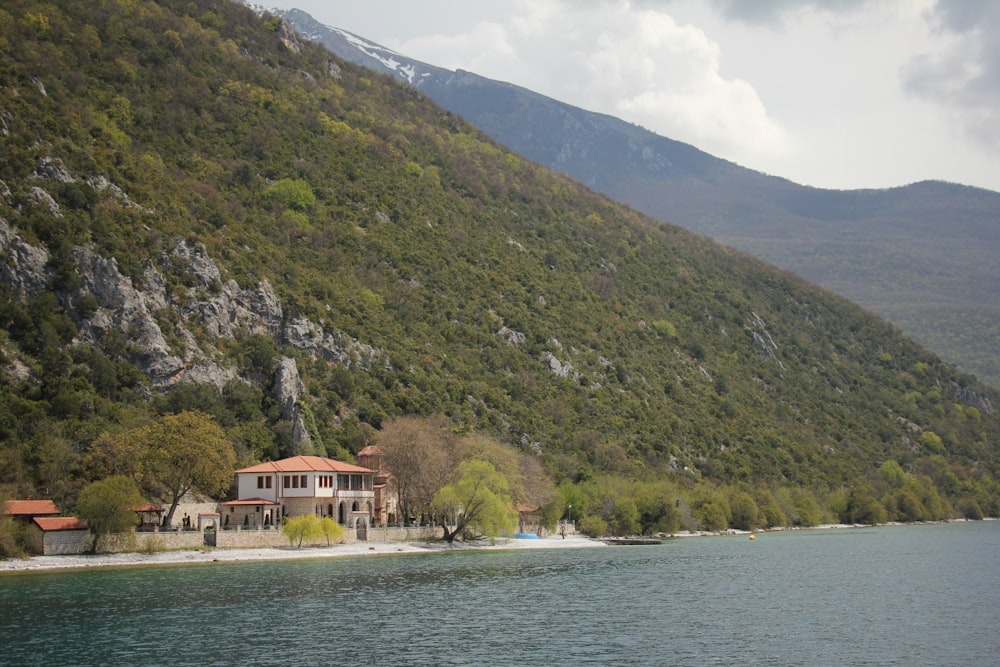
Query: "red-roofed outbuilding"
26 516 91 555
3 499 60 519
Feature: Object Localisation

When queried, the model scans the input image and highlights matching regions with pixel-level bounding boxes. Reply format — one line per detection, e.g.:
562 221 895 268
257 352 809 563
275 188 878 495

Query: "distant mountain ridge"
279 8 1000 388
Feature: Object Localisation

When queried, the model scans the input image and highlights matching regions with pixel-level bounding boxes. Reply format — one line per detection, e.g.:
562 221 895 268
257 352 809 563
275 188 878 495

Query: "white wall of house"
236 473 279 502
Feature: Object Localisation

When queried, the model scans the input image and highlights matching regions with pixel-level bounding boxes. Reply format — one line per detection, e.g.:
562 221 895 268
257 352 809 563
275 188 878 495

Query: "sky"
264 0 1000 193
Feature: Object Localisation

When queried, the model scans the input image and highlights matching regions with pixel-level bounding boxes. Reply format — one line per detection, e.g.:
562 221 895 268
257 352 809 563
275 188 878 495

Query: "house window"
266 477 272 489
257 476 265 489
283 475 291 489
300 475 307 488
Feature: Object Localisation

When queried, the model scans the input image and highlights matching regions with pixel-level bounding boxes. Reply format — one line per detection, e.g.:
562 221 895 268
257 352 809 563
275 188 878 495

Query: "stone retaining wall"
38 529 92 555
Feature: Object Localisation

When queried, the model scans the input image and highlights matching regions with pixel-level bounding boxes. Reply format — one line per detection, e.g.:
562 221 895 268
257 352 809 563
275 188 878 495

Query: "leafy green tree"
76 475 144 553
728 491 761 530
0 489 27 559
753 486 788 528
266 178 315 211
692 490 731 531
432 460 518 543
141 412 236 527
319 516 344 545
842 489 888 525
578 514 608 537
0 513 25 559
282 513 322 548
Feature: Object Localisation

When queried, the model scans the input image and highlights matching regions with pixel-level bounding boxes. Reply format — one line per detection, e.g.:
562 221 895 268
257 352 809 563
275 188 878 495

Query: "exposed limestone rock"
273 357 305 419
33 157 74 182
0 222 376 406
28 186 62 217
950 384 993 415
541 351 578 380
497 325 525 346
72 247 186 384
0 218 52 294
273 356 312 453
746 310 784 369
283 317 380 369
86 175 147 210
278 19 303 53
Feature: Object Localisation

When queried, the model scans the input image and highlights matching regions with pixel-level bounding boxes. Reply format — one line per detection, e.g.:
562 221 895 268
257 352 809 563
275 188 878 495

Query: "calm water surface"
1 522 998 666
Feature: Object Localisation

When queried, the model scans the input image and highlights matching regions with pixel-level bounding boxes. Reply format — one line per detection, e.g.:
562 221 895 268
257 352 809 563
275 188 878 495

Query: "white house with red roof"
224 455 376 532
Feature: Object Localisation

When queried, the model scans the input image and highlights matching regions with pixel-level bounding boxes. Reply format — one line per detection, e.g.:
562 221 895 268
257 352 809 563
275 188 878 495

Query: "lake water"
1 522 998 666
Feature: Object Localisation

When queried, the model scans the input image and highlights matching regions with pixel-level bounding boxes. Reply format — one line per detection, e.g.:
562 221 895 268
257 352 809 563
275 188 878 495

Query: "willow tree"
432 460 518 543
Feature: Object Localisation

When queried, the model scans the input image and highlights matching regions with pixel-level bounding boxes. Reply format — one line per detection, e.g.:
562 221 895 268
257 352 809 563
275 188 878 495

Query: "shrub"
578 515 608 537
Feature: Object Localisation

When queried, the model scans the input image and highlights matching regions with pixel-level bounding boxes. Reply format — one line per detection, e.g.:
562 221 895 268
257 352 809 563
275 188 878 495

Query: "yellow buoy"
749 534 756 541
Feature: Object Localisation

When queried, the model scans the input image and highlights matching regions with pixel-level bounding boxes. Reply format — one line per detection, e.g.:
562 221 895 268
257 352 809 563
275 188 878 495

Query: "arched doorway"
356 516 368 541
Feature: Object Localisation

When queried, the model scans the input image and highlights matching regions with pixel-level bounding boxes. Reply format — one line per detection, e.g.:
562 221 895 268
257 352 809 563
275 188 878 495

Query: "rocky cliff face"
0 212 382 448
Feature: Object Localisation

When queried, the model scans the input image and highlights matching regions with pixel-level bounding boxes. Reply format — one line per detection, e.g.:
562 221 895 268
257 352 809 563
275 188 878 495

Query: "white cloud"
902 0 1000 153
267 0 1000 191
394 1 790 160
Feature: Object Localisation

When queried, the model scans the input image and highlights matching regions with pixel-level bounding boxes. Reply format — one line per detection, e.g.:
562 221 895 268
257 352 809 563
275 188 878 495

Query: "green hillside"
1 0 998 536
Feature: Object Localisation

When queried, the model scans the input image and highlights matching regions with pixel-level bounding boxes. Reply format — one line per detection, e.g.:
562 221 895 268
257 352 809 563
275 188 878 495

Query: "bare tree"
375 416 460 524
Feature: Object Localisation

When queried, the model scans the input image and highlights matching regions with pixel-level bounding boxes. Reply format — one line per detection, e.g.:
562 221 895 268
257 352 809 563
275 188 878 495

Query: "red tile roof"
357 445 382 456
4 499 59 516
236 455 373 475
33 516 87 531
132 503 164 513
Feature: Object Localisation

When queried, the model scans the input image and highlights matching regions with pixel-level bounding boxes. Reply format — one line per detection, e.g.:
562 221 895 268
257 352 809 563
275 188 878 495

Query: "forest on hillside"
1 0 999 550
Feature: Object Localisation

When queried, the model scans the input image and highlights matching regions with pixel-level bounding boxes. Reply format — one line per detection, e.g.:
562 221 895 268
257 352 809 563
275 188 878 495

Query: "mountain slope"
282 10 1000 389
0 0 998 528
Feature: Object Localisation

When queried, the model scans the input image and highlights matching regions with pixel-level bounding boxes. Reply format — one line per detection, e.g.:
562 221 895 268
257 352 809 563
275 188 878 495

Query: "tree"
728 491 761 530
319 516 344 545
283 514 322 548
376 416 459 524
76 476 144 553
432 460 518 543
143 412 236 527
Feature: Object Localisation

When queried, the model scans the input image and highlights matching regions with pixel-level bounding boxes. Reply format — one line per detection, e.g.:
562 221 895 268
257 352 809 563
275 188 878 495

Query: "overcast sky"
264 0 1000 193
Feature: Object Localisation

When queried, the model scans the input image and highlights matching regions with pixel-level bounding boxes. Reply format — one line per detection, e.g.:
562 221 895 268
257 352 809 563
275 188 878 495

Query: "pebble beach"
0 533 606 573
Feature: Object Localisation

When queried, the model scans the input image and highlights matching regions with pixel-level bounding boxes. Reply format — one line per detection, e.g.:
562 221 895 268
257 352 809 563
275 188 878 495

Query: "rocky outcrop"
0 218 51 294
72 247 187 385
283 317 380 370
273 356 313 455
0 215 385 450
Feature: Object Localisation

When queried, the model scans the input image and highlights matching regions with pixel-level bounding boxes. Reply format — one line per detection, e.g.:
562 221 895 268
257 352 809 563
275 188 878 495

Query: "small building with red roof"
26 516 91 555
227 455 376 532
3 499 60 522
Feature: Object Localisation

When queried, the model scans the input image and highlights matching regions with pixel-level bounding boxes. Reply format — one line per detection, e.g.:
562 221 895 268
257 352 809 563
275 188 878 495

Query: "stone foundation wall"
42 529 93 555
89 522 444 556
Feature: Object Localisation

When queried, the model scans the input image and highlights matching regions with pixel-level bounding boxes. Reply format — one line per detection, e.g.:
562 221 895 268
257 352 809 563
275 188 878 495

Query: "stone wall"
80 522 444 556
41 529 93 555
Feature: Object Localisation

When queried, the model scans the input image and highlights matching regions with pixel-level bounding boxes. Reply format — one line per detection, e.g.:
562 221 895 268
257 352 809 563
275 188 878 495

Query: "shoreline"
0 533 607 574
2 519 987 574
